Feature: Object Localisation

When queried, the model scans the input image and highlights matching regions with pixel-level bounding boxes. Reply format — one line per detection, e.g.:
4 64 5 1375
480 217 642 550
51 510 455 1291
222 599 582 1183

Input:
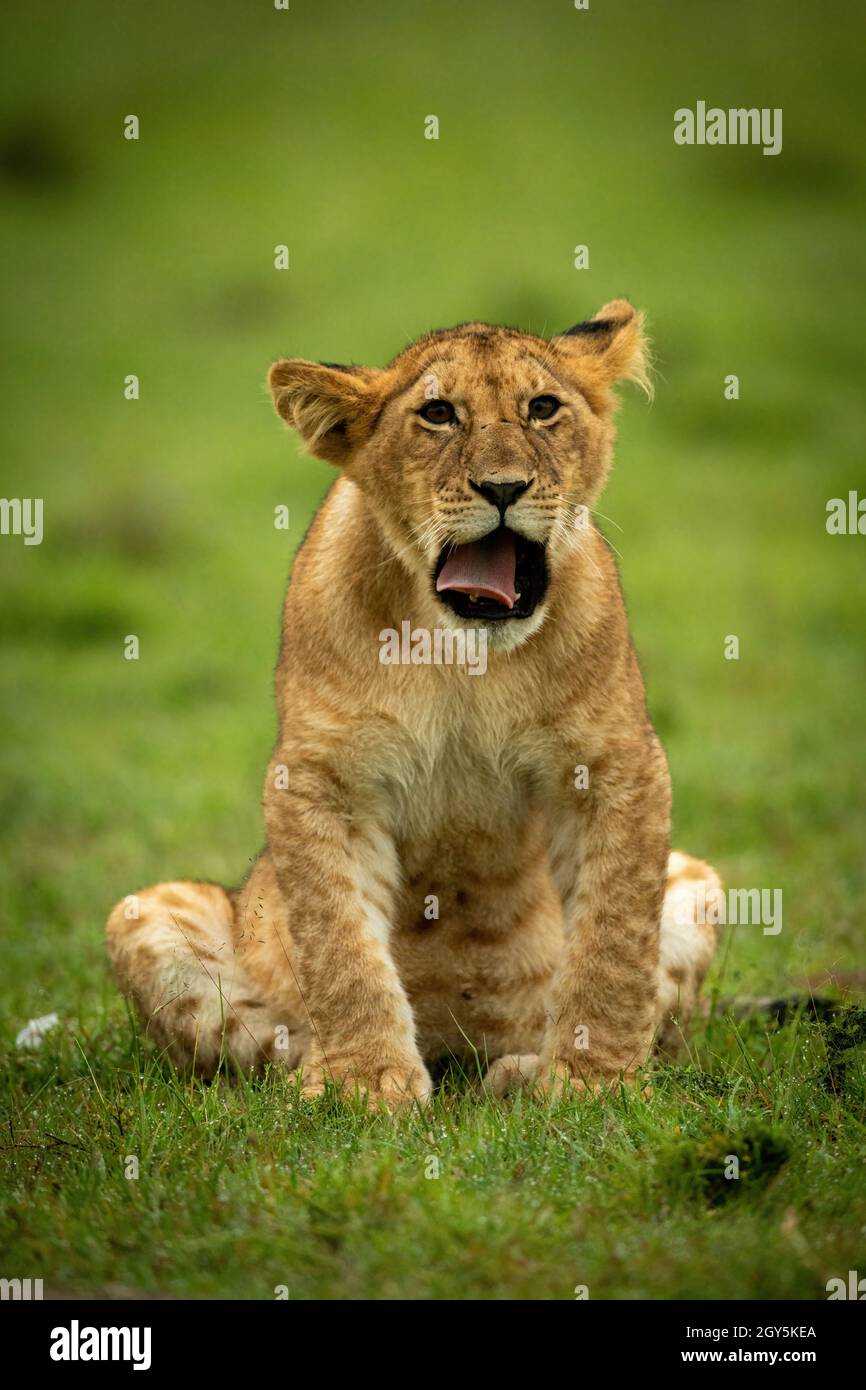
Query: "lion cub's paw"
481 1054 541 1098
534 1057 652 1101
298 1059 432 1112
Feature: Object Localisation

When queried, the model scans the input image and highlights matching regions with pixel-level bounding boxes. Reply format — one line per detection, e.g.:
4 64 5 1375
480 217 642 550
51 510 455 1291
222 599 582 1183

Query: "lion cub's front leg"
265 750 430 1110
540 738 671 1094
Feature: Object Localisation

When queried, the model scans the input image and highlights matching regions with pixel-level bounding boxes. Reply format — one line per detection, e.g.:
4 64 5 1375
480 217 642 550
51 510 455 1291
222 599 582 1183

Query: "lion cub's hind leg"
106 880 301 1076
480 1053 541 1098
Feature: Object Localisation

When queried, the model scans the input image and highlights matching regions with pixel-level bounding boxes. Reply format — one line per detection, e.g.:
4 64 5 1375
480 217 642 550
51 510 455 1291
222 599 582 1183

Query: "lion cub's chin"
437 602 549 652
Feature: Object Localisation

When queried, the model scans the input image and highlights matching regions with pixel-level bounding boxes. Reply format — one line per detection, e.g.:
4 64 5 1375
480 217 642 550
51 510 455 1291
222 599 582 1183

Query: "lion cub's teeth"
469 594 479 603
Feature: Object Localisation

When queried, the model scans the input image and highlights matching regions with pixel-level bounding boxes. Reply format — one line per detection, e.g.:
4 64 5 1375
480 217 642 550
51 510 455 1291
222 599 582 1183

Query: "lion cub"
107 301 721 1106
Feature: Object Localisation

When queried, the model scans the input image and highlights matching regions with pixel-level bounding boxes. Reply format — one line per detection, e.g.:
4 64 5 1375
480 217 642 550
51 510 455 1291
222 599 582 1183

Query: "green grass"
2 1011 864 1300
1 0 865 1299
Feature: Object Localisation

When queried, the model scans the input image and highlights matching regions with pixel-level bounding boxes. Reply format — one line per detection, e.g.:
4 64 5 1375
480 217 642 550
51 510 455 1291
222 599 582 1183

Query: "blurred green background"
1 0 864 1023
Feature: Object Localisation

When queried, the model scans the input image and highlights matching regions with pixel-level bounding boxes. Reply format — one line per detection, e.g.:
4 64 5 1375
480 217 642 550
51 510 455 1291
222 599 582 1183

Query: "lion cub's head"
269 300 650 649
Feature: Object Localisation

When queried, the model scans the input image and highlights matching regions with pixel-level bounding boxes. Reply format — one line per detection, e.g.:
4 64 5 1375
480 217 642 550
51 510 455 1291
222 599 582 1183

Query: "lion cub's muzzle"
433 525 548 621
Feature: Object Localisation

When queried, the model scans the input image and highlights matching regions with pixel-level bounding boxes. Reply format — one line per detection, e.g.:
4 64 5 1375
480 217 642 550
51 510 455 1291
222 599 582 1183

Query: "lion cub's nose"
469 478 531 519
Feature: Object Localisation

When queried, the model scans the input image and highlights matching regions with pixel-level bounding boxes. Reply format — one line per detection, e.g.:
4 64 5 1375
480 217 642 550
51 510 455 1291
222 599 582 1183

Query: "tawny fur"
107 301 722 1106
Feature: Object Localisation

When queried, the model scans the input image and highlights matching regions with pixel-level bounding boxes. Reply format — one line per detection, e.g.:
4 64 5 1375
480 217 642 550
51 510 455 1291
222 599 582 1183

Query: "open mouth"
433 527 548 621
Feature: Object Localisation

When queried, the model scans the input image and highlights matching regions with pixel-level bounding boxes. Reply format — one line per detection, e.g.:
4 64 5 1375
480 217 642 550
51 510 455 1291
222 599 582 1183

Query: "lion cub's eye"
419 399 456 426
528 395 560 421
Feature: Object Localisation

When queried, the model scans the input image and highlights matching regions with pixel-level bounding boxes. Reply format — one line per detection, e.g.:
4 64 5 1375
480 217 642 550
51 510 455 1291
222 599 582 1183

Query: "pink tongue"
436 530 518 609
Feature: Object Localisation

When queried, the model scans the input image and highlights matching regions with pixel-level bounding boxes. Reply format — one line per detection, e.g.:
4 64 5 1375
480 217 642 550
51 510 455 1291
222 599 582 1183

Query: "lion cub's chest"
386 731 561 1057
382 709 554 928
387 707 532 853
361 684 563 1054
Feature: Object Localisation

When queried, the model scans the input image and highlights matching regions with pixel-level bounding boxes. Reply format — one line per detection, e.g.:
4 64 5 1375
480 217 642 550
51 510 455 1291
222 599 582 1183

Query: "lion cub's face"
270 300 649 649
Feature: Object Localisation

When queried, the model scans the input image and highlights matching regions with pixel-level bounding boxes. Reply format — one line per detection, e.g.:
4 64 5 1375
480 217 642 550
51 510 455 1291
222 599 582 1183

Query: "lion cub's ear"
553 300 652 411
268 359 382 465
